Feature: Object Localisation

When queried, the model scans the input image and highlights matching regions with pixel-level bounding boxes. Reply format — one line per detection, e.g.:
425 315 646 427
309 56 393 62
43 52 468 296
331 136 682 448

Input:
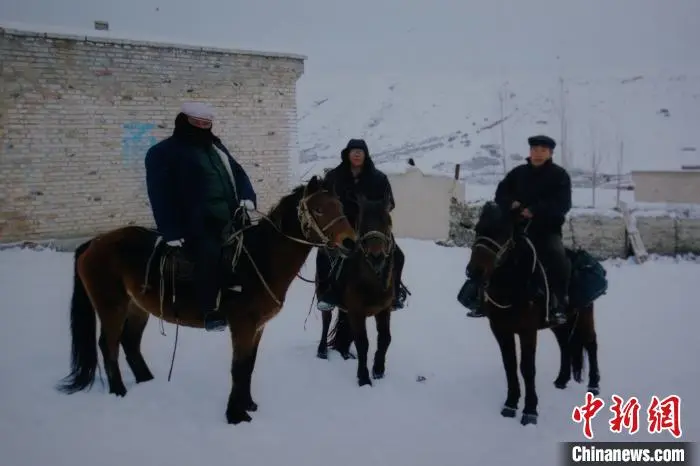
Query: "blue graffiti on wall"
121 121 157 163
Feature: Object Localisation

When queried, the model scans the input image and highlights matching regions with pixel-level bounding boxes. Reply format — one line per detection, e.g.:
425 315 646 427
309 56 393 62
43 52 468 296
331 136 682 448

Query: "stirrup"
204 310 227 332
317 301 335 312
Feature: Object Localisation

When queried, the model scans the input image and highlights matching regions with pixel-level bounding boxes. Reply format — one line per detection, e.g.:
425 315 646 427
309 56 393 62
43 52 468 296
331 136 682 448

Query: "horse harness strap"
472 234 550 312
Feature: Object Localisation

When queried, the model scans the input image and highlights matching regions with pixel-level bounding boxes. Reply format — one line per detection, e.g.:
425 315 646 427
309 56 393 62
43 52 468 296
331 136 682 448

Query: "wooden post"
619 200 648 264
454 163 461 180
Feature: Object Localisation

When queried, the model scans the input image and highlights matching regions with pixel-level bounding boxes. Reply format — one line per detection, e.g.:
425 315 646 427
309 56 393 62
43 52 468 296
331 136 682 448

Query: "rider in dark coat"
316 138 407 311
145 102 257 331
494 134 572 324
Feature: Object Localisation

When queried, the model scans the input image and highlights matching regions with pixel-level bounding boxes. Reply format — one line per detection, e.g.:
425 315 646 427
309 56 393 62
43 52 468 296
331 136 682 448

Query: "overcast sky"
3 0 700 76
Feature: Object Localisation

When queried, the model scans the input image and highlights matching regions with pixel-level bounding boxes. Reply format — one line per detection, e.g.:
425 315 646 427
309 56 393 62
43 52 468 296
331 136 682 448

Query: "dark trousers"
532 233 570 307
188 232 224 312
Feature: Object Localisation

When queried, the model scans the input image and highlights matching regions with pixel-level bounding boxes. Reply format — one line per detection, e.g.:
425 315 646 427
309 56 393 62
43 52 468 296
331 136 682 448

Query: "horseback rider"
145 102 257 332
494 134 572 324
316 138 408 312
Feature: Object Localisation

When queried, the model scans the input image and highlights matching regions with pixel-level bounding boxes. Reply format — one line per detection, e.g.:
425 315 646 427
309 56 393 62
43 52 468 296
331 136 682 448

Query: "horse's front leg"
225 323 258 424
551 324 572 389
348 312 371 386
317 310 332 359
519 330 539 426
490 319 520 418
372 309 391 379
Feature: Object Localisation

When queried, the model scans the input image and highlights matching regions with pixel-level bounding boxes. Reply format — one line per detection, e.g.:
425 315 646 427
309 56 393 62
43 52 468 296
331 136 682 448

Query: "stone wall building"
0 27 305 243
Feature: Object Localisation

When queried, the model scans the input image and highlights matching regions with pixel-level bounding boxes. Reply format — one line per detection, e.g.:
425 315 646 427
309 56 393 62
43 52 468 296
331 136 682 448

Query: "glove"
166 239 183 247
240 199 255 211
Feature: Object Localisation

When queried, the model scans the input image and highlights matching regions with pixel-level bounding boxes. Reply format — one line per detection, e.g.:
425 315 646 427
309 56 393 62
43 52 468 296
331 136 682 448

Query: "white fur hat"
180 101 215 121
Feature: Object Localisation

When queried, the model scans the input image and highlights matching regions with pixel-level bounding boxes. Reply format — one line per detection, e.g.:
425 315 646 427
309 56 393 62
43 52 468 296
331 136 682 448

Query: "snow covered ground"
0 239 697 466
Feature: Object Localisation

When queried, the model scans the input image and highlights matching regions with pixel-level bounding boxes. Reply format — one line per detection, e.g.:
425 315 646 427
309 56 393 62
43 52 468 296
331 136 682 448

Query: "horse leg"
96 309 129 397
490 321 520 418
80 263 130 397
348 312 371 386
518 330 539 426
225 323 258 424
579 306 600 395
551 323 572 389
120 306 154 384
317 310 332 359
331 311 356 360
372 309 391 379
242 328 264 412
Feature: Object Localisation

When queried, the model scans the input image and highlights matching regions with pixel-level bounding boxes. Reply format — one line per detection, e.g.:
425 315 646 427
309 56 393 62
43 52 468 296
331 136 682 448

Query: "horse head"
466 201 535 309
296 175 357 258
354 193 394 277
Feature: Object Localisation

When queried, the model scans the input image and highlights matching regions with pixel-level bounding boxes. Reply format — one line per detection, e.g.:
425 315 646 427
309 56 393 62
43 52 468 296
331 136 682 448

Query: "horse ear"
307 175 320 192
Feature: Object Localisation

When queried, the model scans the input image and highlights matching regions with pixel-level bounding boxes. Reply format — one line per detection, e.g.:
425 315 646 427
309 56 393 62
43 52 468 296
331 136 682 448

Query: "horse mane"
232 183 309 295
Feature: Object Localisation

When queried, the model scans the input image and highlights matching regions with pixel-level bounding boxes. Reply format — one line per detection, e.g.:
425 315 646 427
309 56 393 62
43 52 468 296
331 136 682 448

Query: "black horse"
459 201 607 425
316 195 404 386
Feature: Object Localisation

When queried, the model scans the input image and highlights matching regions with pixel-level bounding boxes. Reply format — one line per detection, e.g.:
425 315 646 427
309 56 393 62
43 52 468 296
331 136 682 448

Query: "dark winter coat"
322 139 395 227
145 133 257 242
494 158 572 237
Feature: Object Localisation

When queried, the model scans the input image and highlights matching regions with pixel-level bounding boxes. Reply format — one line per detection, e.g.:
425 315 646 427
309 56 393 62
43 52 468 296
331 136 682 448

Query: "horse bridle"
296 189 350 249
470 228 545 311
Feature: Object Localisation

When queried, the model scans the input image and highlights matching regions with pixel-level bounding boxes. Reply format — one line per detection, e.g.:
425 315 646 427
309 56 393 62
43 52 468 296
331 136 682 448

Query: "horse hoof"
573 371 583 383
372 368 385 379
554 380 568 390
110 386 127 397
587 386 600 396
501 405 517 418
340 351 356 360
226 409 253 424
358 377 372 387
245 400 258 412
316 348 328 359
521 413 538 426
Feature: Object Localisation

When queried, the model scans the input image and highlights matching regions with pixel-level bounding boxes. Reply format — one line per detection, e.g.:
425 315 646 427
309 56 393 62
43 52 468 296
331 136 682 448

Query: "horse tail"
56 240 99 394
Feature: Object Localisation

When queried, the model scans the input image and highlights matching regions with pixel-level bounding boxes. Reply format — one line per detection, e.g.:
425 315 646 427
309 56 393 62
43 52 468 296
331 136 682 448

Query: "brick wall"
0 27 305 242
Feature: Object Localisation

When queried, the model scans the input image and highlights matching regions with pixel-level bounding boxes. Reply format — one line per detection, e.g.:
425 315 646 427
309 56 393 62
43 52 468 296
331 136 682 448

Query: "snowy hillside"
297 72 700 185
1 241 698 466
4 0 700 199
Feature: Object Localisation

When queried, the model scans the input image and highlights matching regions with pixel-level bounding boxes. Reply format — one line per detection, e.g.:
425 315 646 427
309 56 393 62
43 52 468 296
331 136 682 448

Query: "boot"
548 293 568 325
392 282 408 310
316 287 339 312
204 309 227 332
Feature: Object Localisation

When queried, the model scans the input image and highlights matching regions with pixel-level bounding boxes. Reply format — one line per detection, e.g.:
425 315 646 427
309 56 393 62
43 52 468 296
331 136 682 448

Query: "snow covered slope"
4 0 700 190
0 241 698 466
297 72 700 183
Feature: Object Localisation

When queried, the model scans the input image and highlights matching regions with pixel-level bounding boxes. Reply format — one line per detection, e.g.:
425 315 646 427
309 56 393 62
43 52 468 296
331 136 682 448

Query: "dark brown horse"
464 201 601 426
316 195 396 386
56 176 357 424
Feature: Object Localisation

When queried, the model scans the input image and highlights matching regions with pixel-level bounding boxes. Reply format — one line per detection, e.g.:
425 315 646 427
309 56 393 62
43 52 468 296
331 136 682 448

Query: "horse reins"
471 227 550 313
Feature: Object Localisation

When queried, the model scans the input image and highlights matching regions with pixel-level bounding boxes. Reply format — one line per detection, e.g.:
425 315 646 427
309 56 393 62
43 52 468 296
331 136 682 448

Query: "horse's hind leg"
551 323 573 389
79 260 130 396
120 304 154 384
317 310 332 359
372 309 391 379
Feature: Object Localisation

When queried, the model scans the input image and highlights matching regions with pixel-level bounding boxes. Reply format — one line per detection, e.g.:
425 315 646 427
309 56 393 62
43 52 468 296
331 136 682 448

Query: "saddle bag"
568 249 608 308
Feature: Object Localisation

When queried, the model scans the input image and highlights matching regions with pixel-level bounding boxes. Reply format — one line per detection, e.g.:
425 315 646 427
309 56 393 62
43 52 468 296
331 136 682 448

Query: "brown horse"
56 176 357 424
464 201 601 426
315 195 397 386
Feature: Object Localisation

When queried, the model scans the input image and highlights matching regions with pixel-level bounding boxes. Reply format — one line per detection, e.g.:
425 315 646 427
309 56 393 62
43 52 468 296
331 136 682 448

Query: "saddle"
149 239 241 286
526 247 608 310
